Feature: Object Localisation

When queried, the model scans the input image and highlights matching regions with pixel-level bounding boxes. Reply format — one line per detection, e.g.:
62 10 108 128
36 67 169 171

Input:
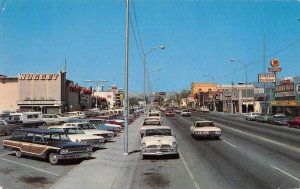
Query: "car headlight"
87 147 92 151
172 142 177 148
60 149 69 154
141 143 146 149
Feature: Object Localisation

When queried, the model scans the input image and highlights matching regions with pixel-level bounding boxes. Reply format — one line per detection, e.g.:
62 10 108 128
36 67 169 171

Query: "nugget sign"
258 73 276 83
270 59 279 67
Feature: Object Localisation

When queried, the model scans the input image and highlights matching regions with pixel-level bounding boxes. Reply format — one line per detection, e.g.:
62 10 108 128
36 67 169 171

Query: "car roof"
48 125 79 129
143 126 171 130
15 128 65 134
194 120 213 123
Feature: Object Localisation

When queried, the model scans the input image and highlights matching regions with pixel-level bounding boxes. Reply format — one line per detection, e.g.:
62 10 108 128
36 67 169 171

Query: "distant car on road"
165 110 175 117
181 109 191 117
245 112 261 121
255 115 270 123
140 126 179 159
140 120 163 138
0 119 23 136
199 106 210 113
190 121 221 139
268 114 289 125
287 117 300 128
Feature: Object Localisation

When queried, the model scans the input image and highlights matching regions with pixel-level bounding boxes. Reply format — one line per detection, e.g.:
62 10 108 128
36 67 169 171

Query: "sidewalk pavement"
50 116 143 189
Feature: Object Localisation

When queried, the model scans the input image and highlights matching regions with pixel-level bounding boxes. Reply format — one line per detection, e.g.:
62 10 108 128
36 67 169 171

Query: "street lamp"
230 59 248 113
143 45 165 118
84 80 109 109
148 68 161 105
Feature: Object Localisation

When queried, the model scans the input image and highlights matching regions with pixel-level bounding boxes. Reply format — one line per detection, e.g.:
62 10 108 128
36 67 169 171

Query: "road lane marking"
179 151 201 189
0 158 60 177
136 161 193 165
270 165 300 182
215 123 300 154
0 152 13 158
222 139 237 148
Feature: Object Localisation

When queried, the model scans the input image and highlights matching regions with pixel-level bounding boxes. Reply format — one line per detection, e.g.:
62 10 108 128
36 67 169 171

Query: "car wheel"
173 154 180 159
15 150 23 158
49 153 60 165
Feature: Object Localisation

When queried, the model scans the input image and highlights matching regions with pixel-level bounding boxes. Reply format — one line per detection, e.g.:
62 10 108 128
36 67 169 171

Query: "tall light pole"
202 74 216 111
84 80 108 109
123 0 129 155
148 68 161 106
230 59 248 113
143 45 165 118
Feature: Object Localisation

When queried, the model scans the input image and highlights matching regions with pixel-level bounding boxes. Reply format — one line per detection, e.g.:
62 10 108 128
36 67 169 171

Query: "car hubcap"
16 151 22 157
49 153 58 164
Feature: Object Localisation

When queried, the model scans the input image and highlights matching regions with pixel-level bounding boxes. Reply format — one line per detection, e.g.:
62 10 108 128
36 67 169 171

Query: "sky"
0 0 300 93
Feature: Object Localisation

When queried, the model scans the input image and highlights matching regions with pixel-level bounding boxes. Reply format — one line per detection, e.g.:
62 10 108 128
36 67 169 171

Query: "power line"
216 37 300 80
132 0 145 54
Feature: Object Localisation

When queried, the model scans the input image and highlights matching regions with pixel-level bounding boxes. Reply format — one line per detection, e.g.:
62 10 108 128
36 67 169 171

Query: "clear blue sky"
1 0 300 93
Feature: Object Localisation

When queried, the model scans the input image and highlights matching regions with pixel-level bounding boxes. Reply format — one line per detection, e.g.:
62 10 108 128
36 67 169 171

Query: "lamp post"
84 80 108 109
202 74 216 111
148 68 161 106
230 59 248 113
143 45 165 118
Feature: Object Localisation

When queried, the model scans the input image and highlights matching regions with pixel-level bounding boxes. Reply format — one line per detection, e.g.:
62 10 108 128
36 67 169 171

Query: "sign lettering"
19 74 60 80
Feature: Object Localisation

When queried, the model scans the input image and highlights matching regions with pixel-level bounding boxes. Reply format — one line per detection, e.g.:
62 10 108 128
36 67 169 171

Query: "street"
129 112 300 189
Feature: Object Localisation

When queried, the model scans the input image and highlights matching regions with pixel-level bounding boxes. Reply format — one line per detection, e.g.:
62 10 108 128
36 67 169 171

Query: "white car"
190 121 221 139
245 112 261 121
140 126 179 158
47 125 105 149
140 120 163 138
199 106 210 113
181 109 191 117
148 111 161 118
43 114 64 125
63 122 114 142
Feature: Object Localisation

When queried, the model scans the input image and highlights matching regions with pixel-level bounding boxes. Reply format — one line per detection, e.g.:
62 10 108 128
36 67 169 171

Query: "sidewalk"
50 116 143 189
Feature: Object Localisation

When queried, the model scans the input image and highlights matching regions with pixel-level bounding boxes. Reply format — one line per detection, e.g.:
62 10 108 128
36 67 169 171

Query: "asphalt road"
129 112 300 189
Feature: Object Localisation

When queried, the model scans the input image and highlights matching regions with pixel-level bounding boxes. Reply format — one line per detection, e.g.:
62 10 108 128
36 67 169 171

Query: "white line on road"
136 161 193 165
222 139 237 148
270 165 300 182
0 158 60 177
179 151 201 189
0 152 13 158
216 123 300 154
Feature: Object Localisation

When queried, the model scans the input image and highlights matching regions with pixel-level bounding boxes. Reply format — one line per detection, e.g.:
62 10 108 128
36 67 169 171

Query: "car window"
143 121 162 126
195 122 215 127
145 129 172 136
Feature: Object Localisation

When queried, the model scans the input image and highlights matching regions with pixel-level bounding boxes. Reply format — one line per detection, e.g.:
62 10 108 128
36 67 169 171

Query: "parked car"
10 112 45 128
140 126 179 159
181 109 191 117
148 111 161 118
190 121 221 139
0 119 23 136
43 114 65 125
287 117 300 128
255 115 270 123
140 120 163 138
245 112 261 121
62 122 114 142
268 114 289 125
47 125 105 149
3 128 93 165
199 106 210 113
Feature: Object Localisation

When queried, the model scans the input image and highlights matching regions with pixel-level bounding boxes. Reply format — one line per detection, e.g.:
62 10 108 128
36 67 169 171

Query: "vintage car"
140 120 163 138
255 114 270 123
190 121 221 139
140 126 179 158
3 128 93 165
245 112 261 121
267 114 289 125
43 114 65 125
148 111 161 118
47 125 105 149
181 109 191 117
0 119 23 136
199 106 210 113
165 110 175 117
10 112 46 128
62 122 114 142
287 117 300 128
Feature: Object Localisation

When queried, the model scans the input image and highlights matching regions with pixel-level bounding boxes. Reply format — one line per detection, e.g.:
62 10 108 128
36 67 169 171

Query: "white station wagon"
190 121 221 139
140 126 179 159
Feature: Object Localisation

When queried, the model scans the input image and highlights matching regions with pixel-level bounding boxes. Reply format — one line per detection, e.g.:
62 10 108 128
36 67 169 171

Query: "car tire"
173 154 180 159
49 153 60 165
15 150 23 158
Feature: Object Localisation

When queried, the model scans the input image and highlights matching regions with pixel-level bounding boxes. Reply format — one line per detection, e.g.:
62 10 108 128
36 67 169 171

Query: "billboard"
258 74 276 83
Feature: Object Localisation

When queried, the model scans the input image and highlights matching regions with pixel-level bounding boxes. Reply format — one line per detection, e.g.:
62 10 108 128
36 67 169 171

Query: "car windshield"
144 129 172 136
195 122 215 127
66 128 85 134
149 113 160 117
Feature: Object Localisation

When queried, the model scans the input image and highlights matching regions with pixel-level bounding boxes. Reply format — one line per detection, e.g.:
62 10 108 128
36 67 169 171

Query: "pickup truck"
287 117 300 128
0 120 23 136
245 112 261 121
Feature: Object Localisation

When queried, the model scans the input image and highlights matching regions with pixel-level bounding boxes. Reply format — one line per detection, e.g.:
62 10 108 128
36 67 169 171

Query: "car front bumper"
57 152 93 160
141 148 178 156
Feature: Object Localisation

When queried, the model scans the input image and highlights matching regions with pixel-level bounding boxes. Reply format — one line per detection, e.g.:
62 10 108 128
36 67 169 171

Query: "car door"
30 134 47 156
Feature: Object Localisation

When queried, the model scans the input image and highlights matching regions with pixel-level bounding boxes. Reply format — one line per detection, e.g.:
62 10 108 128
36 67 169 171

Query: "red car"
287 117 300 128
165 110 175 117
